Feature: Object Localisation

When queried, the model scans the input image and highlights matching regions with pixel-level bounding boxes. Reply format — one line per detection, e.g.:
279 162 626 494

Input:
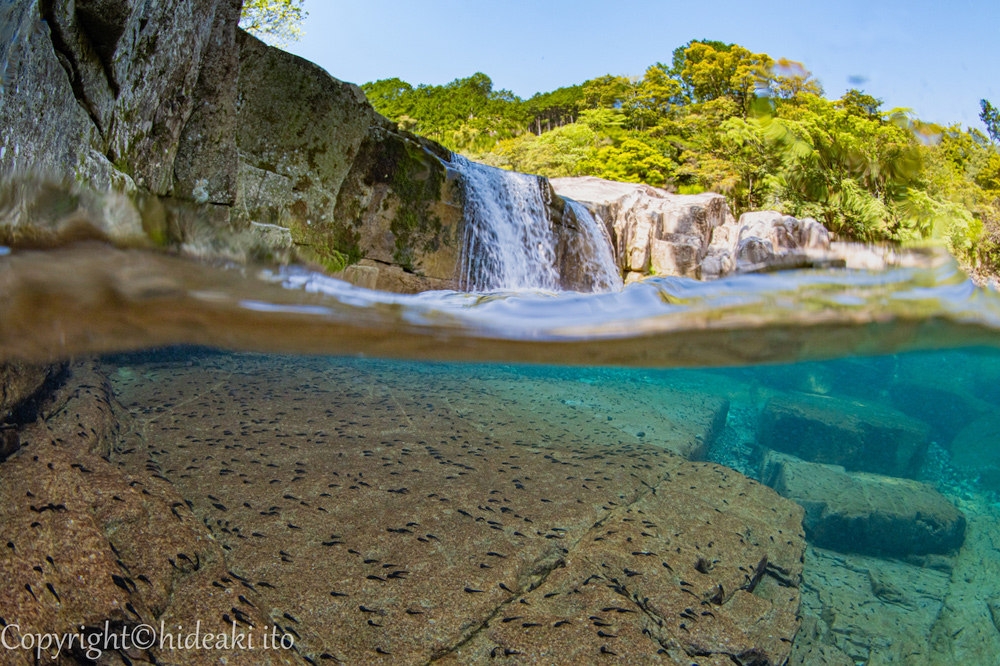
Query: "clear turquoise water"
96 344 1000 664
5 242 1000 663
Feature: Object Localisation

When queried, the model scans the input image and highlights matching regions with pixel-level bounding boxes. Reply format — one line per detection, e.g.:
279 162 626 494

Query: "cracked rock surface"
0 359 298 666
98 352 805 665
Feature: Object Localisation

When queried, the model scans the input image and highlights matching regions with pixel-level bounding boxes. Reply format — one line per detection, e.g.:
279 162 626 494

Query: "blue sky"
285 0 999 132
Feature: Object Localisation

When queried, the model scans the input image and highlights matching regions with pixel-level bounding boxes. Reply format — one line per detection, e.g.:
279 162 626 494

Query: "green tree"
363 73 527 153
240 0 307 46
361 78 415 118
981 99 1000 144
524 85 586 135
622 63 682 131
678 41 774 118
485 123 600 177
838 89 882 118
767 59 823 101
762 93 923 239
581 136 675 187
582 75 631 109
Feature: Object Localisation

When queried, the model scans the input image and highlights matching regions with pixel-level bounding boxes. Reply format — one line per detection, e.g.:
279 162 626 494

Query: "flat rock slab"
796 546 951 664
107 353 804 665
762 451 965 557
0 364 294 666
435 364 730 460
923 500 1000 665
758 391 929 477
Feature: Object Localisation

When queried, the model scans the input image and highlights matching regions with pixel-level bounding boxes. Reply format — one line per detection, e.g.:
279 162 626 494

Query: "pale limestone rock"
550 178 849 280
550 176 728 279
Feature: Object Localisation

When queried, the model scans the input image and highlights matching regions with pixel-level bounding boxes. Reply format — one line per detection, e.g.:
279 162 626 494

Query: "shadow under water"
2 242 1000 665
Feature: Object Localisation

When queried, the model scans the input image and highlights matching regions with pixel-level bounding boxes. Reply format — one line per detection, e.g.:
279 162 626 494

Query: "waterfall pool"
1 241 999 665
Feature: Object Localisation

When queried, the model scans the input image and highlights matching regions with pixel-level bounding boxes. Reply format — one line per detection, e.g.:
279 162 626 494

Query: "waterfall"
452 155 622 293
564 199 624 293
454 155 560 291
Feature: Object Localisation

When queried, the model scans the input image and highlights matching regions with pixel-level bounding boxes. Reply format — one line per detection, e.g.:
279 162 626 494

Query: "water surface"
3 241 1000 665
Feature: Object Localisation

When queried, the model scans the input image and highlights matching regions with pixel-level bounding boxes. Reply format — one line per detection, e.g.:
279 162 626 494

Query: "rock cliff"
0 0 470 292
550 177 885 281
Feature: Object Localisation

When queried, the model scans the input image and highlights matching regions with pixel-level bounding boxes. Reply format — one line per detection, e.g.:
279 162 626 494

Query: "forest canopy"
362 40 1000 273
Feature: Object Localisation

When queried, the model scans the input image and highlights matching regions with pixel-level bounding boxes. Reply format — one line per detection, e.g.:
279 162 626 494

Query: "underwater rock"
0 449 291 665
461 371 730 460
761 451 966 557
101 354 803 665
948 413 1000 492
0 360 60 461
0 361 52 421
17 359 123 458
758 391 929 477
888 380 993 447
786 614 857 666
0 363 290 665
795 545 951 664
923 501 1000 665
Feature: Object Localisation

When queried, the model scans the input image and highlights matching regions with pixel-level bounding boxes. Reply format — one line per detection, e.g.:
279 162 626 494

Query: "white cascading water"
454 155 561 291
564 199 624 293
452 155 622 292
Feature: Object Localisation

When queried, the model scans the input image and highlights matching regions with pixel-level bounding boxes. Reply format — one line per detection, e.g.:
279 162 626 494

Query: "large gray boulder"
550 177 850 281
761 450 966 557
1 1 614 294
758 390 930 477
0 0 235 194
550 176 728 281
233 31 464 285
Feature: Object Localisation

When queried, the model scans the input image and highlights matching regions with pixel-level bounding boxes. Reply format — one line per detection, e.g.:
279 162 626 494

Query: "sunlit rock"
550 176 728 280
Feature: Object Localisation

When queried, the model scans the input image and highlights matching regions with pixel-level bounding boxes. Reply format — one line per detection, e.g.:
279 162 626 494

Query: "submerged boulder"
949 413 1000 492
792 546 952 664
0 353 808 666
758 391 930 477
0 361 52 421
761 450 966 557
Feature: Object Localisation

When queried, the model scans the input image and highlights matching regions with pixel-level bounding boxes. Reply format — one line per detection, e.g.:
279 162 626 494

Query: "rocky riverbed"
2 349 998 665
